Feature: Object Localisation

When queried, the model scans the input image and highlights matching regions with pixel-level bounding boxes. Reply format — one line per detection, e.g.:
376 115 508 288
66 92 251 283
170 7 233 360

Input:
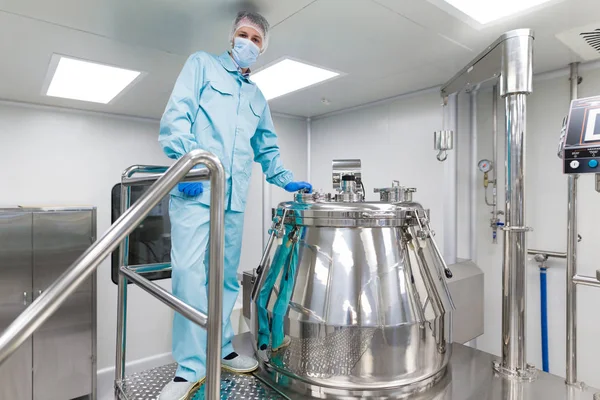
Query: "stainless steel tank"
249 177 454 399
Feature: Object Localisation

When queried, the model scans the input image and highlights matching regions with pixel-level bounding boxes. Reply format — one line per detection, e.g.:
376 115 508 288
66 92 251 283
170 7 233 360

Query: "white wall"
270 116 309 209
475 67 600 388
0 102 306 397
240 114 308 272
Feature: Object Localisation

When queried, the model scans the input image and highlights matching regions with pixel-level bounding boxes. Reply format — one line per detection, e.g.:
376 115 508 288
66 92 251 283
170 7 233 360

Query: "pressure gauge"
478 159 493 173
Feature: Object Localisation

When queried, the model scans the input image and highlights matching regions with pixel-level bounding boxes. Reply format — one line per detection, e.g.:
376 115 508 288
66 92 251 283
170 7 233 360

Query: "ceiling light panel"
252 59 340 101
439 0 556 24
45 55 141 104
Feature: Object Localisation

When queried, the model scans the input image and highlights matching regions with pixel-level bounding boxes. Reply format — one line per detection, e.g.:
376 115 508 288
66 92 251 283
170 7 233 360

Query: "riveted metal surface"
267 327 377 378
192 373 288 400
116 363 287 400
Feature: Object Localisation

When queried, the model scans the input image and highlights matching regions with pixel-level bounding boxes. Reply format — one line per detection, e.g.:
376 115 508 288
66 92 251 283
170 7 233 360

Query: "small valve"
492 220 504 243
533 253 549 271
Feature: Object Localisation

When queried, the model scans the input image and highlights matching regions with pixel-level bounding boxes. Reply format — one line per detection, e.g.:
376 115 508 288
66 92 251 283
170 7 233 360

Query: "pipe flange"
492 360 538 381
501 226 533 232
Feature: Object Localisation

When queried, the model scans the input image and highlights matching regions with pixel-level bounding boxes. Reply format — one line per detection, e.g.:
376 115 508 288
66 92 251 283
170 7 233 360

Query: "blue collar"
218 51 252 79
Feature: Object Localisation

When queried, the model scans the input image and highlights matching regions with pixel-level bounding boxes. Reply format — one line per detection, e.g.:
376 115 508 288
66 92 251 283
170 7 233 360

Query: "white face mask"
231 37 260 69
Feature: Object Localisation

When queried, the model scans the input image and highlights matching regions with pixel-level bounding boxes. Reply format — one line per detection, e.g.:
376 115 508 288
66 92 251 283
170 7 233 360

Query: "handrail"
572 274 600 289
122 166 210 186
528 249 567 259
120 266 208 327
0 150 226 400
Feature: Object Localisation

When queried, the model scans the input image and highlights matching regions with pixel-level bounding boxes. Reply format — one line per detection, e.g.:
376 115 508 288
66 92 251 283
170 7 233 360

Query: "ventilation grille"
556 23 600 61
580 28 600 54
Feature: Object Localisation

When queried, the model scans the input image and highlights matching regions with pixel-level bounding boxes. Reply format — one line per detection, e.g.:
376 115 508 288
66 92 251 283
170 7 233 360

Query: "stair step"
116 363 288 400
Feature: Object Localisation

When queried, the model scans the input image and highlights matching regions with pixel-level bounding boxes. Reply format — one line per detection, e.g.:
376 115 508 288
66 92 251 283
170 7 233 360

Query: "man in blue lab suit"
157 10 312 400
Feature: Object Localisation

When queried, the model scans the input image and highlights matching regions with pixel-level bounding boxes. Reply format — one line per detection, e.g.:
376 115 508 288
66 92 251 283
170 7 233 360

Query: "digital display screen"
584 109 600 143
563 95 600 174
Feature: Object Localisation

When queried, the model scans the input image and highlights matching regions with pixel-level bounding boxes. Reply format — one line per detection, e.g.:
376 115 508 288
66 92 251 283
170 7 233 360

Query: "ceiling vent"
581 29 600 53
557 23 600 61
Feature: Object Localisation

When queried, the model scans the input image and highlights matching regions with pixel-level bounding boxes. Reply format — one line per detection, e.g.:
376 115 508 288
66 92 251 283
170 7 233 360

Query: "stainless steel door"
32 211 93 400
0 212 33 400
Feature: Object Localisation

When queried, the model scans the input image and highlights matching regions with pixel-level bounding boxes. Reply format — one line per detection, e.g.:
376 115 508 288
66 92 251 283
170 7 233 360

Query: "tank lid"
276 197 428 227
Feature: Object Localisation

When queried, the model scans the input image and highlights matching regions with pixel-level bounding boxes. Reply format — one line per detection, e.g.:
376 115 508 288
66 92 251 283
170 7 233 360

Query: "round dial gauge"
478 159 493 173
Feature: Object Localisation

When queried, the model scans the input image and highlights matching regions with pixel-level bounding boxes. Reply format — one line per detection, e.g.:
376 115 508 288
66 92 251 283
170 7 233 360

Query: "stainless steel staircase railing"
0 150 226 400
115 163 218 399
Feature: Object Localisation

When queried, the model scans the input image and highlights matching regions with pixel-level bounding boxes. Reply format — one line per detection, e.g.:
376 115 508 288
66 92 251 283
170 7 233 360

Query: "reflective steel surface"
117 333 600 400
566 62 580 386
498 93 534 378
32 211 94 400
250 198 454 398
117 364 287 400
0 212 33 400
0 209 96 400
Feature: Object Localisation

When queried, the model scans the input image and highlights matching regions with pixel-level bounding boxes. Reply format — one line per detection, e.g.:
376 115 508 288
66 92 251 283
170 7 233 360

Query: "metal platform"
116 333 600 400
117 364 287 400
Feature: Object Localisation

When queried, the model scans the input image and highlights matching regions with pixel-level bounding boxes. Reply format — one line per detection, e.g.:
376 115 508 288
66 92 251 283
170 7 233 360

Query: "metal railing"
114 162 221 398
528 249 567 260
0 150 226 400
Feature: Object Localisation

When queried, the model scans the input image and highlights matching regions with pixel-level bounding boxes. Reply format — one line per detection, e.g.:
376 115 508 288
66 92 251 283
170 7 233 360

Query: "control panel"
563 95 600 174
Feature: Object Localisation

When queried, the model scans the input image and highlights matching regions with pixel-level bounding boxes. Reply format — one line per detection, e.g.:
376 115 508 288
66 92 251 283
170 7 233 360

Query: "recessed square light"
441 0 555 24
45 55 142 104
252 59 340 101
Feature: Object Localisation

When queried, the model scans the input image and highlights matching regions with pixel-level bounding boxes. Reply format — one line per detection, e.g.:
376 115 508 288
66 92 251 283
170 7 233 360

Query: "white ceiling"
0 0 599 119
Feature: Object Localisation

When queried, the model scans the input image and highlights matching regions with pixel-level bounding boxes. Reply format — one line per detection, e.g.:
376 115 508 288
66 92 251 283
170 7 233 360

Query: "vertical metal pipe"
470 90 478 261
492 84 499 226
443 94 458 265
570 62 579 101
566 62 580 385
492 32 534 378
501 93 529 372
205 160 226 400
566 174 578 383
114 182 131 386
307 117 312 183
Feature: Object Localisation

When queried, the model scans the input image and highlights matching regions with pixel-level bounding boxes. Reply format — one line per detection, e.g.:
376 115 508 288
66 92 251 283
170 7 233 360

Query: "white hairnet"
230 11 270 53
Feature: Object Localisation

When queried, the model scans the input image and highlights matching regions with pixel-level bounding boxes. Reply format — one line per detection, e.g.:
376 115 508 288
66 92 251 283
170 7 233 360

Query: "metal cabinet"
0 212 33 400
0 208 97 400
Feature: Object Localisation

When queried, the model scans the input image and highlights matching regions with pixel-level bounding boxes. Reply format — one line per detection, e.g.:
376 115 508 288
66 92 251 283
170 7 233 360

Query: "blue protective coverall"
159 50 294 382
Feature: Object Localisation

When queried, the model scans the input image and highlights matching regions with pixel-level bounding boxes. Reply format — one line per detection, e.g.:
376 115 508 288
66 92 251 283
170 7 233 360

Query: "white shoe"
158 378 203 400
272 336 292 352
221 354 259 374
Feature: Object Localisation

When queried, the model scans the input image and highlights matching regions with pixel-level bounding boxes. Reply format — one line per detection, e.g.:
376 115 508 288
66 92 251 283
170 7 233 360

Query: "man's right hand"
178 182 204 196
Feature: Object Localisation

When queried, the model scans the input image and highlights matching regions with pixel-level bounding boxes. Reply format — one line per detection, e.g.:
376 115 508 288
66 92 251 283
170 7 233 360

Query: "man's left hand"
284 181 313 193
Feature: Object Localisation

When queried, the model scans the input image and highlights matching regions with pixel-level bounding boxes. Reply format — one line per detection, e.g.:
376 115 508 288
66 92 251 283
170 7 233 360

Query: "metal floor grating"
116 363 288 400
271 327 376 378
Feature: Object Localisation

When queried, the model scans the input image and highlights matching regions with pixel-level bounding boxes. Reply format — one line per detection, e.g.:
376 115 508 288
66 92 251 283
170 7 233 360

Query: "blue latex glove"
178 182 203 196
284 181 313 193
